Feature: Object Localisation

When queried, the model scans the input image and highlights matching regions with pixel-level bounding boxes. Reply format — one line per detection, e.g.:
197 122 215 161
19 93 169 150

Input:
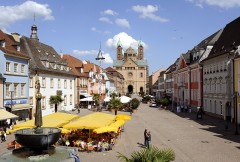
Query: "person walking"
147 131 151 148
1 128 6 143
144 129 148 147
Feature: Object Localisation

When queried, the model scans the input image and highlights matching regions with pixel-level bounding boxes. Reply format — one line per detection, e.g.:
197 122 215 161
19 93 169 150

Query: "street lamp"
9 85 14 124
95 43 105 111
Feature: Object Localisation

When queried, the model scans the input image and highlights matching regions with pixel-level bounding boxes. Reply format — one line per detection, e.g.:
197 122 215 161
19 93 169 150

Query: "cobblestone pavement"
1 102 240 162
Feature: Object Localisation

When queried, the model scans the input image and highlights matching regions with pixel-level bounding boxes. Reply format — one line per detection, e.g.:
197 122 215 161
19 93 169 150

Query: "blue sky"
0 0 240 74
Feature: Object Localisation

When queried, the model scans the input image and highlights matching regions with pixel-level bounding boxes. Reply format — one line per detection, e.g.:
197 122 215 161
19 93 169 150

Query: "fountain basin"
15 127 61 148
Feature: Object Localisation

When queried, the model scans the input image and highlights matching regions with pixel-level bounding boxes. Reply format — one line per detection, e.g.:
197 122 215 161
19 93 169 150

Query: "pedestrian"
69 147 80 162
147 131 151 148
1 128 6 143
144 129 148 147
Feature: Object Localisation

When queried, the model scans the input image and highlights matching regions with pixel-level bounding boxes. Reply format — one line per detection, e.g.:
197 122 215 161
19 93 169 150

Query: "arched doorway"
140 87 143 93
128 85 133 94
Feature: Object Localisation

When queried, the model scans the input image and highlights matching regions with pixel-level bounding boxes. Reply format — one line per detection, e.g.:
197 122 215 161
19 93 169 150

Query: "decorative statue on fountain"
34 79 43 133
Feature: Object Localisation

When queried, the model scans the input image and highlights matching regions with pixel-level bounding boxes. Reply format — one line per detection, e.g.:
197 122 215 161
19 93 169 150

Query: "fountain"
14 79 61 150
0 74 67 161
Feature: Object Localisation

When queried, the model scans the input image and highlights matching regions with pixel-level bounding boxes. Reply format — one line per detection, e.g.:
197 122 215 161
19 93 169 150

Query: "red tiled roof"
0 30 29 59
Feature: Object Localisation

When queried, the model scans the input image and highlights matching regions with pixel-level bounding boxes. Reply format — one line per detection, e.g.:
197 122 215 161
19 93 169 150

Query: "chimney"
11 32 20 42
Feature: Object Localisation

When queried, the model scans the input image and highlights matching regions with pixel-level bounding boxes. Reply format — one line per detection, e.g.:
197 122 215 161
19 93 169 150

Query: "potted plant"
49 95 63 113
108 96 123 115
131 98 140 113
92 93 100 111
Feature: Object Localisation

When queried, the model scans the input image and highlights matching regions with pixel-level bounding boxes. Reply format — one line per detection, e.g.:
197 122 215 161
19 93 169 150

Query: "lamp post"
95 43 105 112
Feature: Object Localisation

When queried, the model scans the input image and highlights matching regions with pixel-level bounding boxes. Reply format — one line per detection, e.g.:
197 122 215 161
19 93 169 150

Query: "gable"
122 58 137 67
177 55 187 70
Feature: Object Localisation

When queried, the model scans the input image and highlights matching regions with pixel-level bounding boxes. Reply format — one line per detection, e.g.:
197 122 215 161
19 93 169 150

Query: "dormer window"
66 67 69 71
46 61 49 68
37 48 41 52
12 45 20 51
45 52 48 55
53 54 55 58
54 64 57 69
17 46 20 51
61 65 64 70
0 40 5 47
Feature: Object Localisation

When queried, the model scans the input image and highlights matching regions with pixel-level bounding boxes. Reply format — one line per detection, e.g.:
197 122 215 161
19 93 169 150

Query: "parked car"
150 102 157 107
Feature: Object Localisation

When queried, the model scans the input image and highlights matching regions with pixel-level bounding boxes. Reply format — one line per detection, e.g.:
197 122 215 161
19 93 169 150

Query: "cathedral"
113 40 148 95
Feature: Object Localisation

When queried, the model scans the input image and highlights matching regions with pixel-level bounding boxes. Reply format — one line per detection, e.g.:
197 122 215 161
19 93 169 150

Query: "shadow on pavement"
137 142 146 148
163 107 240 144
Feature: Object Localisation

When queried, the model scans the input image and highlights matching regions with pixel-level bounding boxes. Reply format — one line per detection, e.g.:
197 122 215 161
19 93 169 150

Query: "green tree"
49 95 63 113
92 93 100 110
131 98 140 110
108 97 123 115
110 92 118 99
117 145 175 162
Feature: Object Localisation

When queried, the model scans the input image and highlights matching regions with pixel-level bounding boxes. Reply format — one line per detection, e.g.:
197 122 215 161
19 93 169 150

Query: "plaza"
1 102 240 162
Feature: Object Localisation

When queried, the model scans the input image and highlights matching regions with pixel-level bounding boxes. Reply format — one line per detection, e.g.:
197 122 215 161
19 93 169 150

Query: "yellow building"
113 41 148 95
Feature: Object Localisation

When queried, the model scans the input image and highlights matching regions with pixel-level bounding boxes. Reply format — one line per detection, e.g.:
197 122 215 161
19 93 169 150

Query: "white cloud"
91 27 111 34
132 5 168 22
99 17 113 24
186 0 240 9
102 53 113 64
105 32 147 51
196 3 203 8
102 9 118 16
73 49 113 64
115 18 130 28
73 49 98 56
0 1 54 30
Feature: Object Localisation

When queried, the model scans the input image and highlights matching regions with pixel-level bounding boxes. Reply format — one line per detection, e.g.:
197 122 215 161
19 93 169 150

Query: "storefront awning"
0 109 18 121
11 104 33 111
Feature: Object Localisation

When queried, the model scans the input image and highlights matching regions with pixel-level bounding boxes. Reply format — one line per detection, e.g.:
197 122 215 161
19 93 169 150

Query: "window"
54 64 57 69
70 80 72 89
14 84 18 97
6 62 10 72
14 63 18 73
6 83 10 98
46 62 49 68
70 95 72 105
64 80 67 89
64 95 67 106
42 96 46 109
140 72 143 77
50 78 54 88
58 79 61 88
29 77 33 88
21 84 25 97
29 97 33 105
0 40 5 47
21 64 25 73
42 78 46 88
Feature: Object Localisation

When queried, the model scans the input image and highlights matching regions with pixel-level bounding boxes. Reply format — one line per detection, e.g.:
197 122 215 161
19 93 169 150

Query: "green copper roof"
113 60 124 67
136 60 148 66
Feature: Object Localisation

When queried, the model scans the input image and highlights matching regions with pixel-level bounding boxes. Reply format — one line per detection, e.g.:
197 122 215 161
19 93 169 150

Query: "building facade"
105 67 124 96
113 41 148 95
0 30 31 121
202 17 240 121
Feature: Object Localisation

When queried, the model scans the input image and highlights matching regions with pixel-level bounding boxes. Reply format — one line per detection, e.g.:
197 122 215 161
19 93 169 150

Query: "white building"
20 24 76 116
